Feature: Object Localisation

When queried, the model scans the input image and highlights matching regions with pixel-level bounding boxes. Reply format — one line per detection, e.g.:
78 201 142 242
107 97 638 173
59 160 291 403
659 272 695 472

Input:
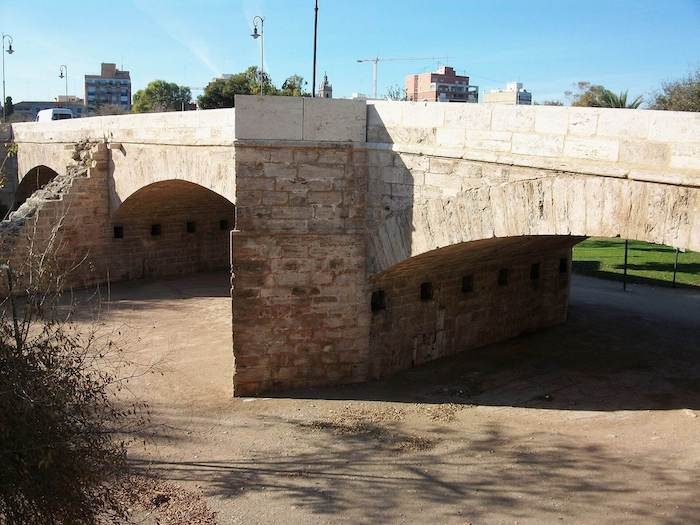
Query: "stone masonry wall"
109 180 235 281
0 143 112 293
368 236 576 379
232 142 370 395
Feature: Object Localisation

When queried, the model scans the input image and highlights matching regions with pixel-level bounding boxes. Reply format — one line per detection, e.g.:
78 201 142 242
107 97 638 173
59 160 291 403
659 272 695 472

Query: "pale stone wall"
367 102 700 188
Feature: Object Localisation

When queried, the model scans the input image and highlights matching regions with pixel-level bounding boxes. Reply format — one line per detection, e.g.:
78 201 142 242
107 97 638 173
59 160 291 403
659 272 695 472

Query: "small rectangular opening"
113 225 123 239
186 221 196 233
498 268 509 287
420 282 433 301
530 263 540 280
151 224 161 236
461 274 474 293
371 290 386 312
559 258 568 274
219 219 229 231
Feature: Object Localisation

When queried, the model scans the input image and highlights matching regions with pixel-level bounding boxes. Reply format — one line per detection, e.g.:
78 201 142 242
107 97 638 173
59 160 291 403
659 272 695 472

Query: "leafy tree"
597 89 643 109
3 96 13 118
244 65 276 96
651 69 700 112
535 99 564 106
198 73 252 109
132 80 192 113
280 74 308 97
566 81 642 108
385 84 407 101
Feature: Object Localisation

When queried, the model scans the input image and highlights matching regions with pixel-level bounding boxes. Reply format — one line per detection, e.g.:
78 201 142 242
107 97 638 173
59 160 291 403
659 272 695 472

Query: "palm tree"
597 89 643 109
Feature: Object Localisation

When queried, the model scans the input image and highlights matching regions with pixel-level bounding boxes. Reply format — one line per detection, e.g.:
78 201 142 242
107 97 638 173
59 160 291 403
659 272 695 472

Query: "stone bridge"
5 96 700 395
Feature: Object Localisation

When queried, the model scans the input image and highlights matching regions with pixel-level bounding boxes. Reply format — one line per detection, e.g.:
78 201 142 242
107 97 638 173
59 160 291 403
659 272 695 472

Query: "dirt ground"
80 272 700 525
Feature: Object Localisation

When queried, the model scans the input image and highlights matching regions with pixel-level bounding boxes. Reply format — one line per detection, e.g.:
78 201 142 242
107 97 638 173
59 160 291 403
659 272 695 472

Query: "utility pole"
312 0 318 97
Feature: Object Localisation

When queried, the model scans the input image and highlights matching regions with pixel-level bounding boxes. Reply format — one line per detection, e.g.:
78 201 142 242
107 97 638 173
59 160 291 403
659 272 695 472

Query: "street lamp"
2 33 14 121
59 65 68 99
250 16 265 95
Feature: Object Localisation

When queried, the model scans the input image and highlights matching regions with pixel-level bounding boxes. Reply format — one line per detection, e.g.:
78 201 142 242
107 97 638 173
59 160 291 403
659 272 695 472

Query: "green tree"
280 74 308 97
197 66 280 108
3 96 13 118
385 84 407 101
197 73 252 109
535 99 564 106
244 65 276 96
597 89 643 109
566 81 641 108
651 69 700 112
132 80 192 113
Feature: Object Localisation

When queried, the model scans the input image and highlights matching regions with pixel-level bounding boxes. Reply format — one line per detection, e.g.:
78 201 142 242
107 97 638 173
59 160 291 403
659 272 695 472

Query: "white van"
36 108 74 122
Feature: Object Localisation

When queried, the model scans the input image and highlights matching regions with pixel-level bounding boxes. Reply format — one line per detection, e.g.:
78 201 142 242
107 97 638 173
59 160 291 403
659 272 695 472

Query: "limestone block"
491 105 535 132
648 110 700 143
563 136 619 162
235 95 303 140
367 102 403 128
567 107 599 136
444 103 492 130
534 106 569 135
401 102 445 128
597 109 650 139
619 140 669 167
464 130 512 152
302 98 366 142
435 127 466 148
669 143 700 170
511 133 564 157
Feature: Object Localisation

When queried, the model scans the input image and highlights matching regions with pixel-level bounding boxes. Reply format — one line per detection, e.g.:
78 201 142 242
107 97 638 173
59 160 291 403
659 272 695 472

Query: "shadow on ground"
130 420 700 524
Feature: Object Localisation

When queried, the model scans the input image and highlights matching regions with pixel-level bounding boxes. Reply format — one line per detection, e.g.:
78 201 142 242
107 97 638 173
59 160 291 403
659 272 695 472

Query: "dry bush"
0 185 151 524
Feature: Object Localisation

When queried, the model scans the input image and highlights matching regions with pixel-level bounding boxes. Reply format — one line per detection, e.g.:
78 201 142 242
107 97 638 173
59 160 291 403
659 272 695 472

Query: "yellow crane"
356 56 448 99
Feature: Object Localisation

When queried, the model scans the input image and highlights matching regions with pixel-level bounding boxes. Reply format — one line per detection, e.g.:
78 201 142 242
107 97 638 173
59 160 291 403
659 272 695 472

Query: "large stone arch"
13 165 61 210
108 143 236 212
15 143 72 184
368 170 699 277
108 179 236 281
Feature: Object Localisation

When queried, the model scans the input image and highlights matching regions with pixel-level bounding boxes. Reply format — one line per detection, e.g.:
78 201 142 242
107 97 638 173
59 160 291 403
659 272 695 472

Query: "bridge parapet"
11 108 236 146
368 102 700 187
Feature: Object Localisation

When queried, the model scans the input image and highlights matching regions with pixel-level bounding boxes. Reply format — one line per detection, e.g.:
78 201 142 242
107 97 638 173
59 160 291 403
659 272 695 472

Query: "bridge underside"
369 235 579 379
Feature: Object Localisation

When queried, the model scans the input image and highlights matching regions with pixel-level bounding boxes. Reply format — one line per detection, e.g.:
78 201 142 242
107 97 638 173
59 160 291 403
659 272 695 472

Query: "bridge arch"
108 179 235 281
108 144 236 210
368 172 699 278
13 165 61 211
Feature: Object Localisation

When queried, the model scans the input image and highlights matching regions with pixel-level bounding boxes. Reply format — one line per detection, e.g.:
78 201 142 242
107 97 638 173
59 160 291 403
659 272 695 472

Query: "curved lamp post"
2 33 14 121
59 65 68 98
250 16 265 95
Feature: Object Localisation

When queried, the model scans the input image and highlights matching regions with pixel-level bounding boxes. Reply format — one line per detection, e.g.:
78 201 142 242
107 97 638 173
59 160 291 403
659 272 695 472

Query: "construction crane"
356 56 448 99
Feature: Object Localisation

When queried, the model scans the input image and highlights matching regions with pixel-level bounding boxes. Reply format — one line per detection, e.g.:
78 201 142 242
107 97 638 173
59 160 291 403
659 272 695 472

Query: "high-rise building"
84 63 131 113
405 66 478 103
318 73 333 98
484 82 532 105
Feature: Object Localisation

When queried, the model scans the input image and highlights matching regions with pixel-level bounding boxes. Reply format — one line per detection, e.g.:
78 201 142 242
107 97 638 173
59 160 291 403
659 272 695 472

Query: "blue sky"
3 0 700 104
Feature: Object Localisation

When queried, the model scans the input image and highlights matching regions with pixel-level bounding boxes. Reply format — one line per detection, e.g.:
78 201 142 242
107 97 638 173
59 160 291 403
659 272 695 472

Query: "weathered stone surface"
6 98 700 398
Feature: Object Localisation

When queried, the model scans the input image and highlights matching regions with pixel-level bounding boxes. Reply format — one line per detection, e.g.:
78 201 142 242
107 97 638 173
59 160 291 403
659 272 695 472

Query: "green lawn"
572 238 700 288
